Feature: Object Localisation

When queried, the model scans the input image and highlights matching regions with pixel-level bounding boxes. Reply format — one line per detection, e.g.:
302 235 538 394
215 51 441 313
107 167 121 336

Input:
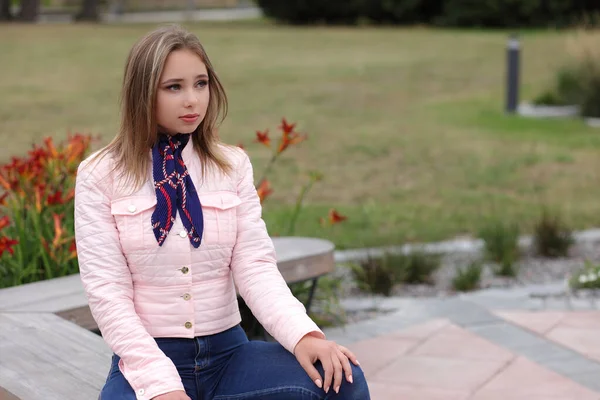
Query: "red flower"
51 213 64 249
320 209 347 226
279 118 296 134
256 180 273 204
277 130 307 154
0 236 18 257
0 216 10 230
68 239 77 259
255 130 271 148
329 209 347 224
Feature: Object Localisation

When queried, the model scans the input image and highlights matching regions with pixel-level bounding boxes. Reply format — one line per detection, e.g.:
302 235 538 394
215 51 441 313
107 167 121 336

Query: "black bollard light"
505 34 520 114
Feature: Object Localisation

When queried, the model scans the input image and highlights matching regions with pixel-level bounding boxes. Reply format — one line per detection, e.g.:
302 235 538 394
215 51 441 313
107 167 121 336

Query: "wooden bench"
0 237 335 400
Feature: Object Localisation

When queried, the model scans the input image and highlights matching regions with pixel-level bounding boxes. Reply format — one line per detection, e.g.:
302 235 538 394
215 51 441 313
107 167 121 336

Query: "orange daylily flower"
51 213 64 249
44 137 59 158
255 130 271 148
329 209 347 224
68 239 77 259
279 118 296 134
277 130 307 154
320 209 348 226
0 216 10 230
0 174 11 191
0 192 7 206
0 236 18 257
256 180 273 204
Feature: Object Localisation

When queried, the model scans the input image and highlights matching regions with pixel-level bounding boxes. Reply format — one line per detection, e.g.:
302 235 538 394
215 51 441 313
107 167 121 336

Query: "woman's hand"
294 335 360 394
152 390 191 400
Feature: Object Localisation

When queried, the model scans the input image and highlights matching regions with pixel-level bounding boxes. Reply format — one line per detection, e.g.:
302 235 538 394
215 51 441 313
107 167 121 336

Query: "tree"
0 0 13 21
19 0 40 22
75 0 100 22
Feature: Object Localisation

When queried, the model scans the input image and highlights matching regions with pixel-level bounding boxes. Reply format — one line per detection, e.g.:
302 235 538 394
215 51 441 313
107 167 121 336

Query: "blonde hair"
95 24 232 189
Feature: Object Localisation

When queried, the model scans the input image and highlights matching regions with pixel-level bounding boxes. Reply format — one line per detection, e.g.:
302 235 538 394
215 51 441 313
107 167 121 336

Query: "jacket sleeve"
230 151 325 354
74 158 184 400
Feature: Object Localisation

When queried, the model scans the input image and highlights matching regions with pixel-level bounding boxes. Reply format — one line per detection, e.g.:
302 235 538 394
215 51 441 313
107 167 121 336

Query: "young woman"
74 25 370 400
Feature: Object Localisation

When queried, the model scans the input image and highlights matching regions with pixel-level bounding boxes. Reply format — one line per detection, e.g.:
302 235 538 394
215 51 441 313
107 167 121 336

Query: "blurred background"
3 0 600 292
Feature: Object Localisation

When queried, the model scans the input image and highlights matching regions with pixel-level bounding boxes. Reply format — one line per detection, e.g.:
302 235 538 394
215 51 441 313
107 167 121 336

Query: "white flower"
579 275 589 283
588 273 598 281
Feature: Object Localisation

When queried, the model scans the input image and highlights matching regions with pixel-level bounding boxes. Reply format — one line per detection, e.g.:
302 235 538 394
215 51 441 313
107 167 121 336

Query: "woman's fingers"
337 348 354 384
338 345 360 366
330 352 343 393
296 352 324 389
321 353 334 394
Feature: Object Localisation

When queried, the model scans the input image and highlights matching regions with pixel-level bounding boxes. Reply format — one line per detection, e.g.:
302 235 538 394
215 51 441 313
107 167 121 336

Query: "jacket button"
179 230 187 238
128 204 137 213
183 293 191 301
185 321 193 329
136 388 145 396
181 266 189 274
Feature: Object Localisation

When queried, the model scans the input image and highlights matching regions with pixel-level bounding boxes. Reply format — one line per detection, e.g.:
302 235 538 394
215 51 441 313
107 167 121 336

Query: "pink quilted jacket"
74 141 324 400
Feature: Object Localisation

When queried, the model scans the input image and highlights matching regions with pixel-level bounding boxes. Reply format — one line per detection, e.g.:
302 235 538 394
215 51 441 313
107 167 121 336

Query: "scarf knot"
151 133 203 248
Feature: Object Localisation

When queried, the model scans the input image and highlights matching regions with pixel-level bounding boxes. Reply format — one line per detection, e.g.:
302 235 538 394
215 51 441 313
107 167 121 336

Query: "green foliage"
349 255 397 296
452 261 483 292
569 261 600 289
350 250 440 296
256 0 364 25
533 208 574 258
478 219 520 277
257 0 600 27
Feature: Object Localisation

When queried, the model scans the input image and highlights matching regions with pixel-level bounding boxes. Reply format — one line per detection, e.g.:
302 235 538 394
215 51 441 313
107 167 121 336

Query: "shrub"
569 261 600 290
349 255 397 296
533 65 584 106
362 0 443 24
350 250 441 296
392 250 441 285
437 0 594 28
533 208 573 258
452 261 483 292
0 134 92 288
478 219 520 277
256 0 363 25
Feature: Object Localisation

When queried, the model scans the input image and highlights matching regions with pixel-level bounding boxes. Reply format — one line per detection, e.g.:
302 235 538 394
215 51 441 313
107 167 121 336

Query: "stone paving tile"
384 318 450 340
558 311 600 329
408 324 514 363
346 336 419 378
366 382 469 400
493 310 566 335
471 356 600 400
547 326 600 360
371 355 507 392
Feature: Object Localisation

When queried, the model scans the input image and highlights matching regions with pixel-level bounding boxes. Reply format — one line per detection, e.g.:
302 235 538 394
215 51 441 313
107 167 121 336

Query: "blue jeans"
100 324 370 399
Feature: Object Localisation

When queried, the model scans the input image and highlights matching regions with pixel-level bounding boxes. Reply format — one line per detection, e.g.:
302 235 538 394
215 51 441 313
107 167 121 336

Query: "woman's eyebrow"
161 74 209 85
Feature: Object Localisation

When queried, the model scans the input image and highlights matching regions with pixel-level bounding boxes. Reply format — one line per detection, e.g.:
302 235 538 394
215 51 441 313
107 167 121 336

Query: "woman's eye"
166 84 181 91
196 80 208 88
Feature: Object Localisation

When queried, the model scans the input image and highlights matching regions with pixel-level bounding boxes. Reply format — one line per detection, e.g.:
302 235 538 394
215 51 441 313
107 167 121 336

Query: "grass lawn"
2 21 600 249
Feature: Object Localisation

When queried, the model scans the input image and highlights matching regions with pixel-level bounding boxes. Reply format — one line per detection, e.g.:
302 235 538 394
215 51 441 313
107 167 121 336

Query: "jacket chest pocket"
199 192 241 246
110 196 157 252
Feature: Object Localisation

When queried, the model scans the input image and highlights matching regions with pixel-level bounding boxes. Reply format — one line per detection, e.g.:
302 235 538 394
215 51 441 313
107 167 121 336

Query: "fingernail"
348 375 353 383
356 359 361 365
325 386 329 394
335 386 340 393
314 379 322 388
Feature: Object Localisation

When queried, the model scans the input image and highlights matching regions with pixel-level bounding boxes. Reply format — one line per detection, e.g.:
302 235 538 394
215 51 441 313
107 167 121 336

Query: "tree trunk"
0 0 13 21
19 0 40 22
75 0 99 22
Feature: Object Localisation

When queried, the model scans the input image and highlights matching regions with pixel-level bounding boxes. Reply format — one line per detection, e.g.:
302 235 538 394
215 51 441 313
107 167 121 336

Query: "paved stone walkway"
324 286 600 399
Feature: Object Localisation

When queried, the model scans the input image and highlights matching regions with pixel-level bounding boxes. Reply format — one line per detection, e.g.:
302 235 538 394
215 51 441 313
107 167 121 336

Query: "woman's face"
156 49 210 135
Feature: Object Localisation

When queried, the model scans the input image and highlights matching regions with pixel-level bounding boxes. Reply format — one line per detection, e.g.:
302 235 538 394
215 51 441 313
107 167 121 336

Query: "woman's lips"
179 114 199 123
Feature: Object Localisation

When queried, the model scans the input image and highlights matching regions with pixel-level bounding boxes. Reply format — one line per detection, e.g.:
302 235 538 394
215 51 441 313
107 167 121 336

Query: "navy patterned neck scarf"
151 133 203 248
